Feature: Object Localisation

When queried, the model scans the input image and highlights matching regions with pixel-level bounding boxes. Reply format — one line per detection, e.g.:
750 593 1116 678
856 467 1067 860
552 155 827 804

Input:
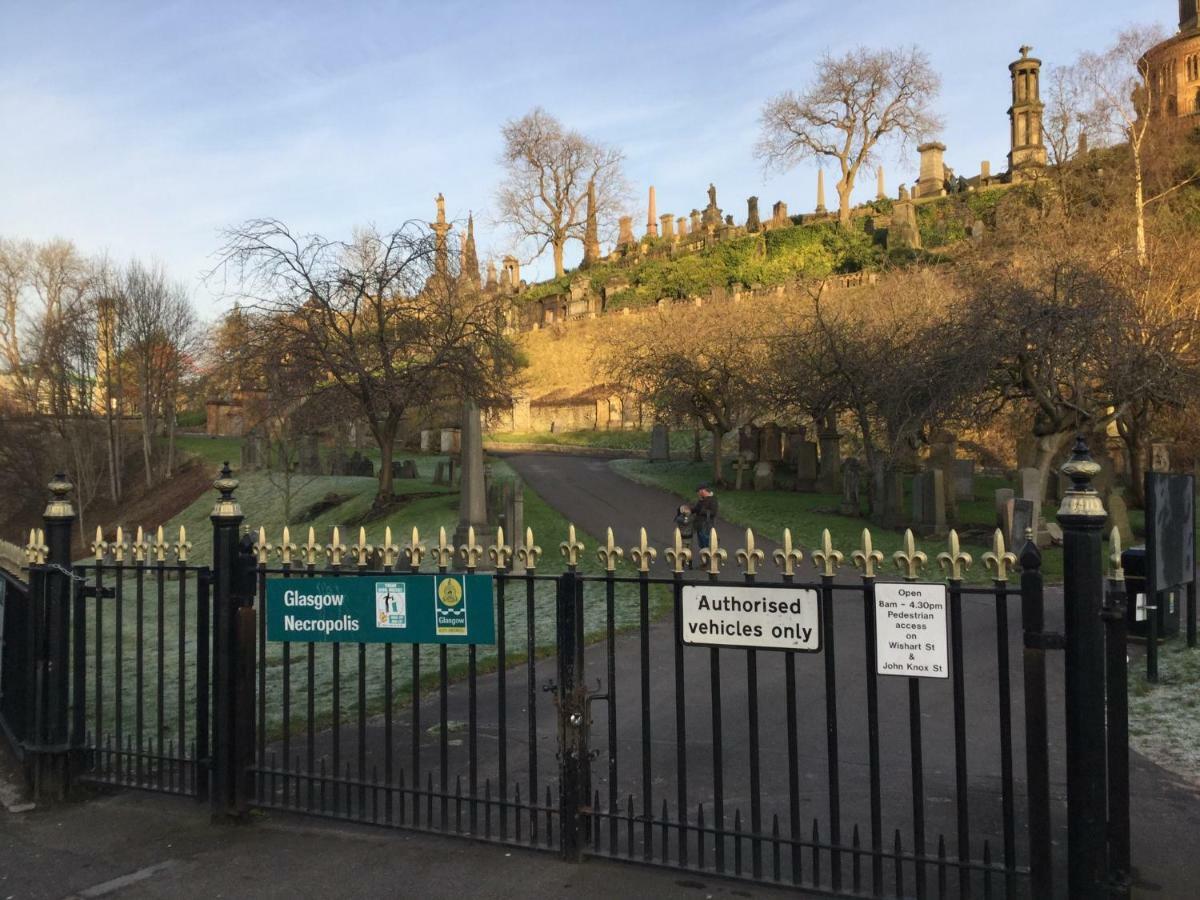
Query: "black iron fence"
1 441 1137 899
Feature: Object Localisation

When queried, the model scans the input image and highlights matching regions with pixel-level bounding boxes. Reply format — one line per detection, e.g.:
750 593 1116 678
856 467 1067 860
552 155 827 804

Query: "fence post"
555 569 586 861
31 474 75 799
1103 534 1131 898
1057 437 1109 898
209 462 252 819
1019 536 1052 898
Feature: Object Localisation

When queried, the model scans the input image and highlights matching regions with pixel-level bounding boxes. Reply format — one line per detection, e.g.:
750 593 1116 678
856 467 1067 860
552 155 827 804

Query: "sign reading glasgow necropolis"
266 574 496 645
680 584 821 651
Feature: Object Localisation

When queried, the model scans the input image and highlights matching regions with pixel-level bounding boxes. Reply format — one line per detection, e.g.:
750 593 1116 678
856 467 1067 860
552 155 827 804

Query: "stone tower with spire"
462 213 481 289
431 193 452 278
1007 45 1047 176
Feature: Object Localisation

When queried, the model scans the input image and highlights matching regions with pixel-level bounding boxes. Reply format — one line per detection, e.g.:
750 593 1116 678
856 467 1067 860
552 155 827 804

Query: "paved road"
499 451 1200 898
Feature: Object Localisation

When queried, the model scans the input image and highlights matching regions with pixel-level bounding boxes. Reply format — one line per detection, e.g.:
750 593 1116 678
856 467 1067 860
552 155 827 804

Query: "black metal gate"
4 442 1138 899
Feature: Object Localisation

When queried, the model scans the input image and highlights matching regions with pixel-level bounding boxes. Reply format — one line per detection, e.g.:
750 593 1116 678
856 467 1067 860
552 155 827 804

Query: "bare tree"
496 108 627 277
212 219 521 499
122 261 199 488
756 46 941 226
1072 25 1200 265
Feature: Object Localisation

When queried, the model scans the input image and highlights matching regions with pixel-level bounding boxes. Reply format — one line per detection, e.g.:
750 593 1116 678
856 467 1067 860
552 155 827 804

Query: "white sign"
681 585 821 652
875 582 948 678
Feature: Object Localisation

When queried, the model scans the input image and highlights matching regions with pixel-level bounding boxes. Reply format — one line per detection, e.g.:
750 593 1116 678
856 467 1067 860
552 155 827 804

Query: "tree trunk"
377 424 397 498
141 396 154 490
837 179 852 227
1033 431 1074 507
692 425 702 463
710 428 724 485
1118 415 1147 508
1132 146 1147 266
105 399 120 502
553 241 565 278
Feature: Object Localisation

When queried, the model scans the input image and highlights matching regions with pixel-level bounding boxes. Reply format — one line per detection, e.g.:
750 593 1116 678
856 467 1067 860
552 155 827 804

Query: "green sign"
265 574 495 645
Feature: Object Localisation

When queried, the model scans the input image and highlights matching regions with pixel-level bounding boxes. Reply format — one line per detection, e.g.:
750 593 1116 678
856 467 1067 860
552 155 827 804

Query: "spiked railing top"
982 529 1017 582
852 528 883 578
560 523 585 569
664 527 692 574
25 528 48 565
405 527 425 569
937 530 973 581
812 529 843 577
277 526 297 566
431 527 454 569
326 526 346 567
488 526 511 571
132 526 149 564
699 528 727 576
381 527 400 569
353 527 373 567
597 527 623 572
516 526 541 569
111 526 128 564
174 525 192 563
91 526 108 561
893 529 927 581
254 527 274 565
301 527 321 567
629 527 656 574
773 528 804 577
736 528 764 576
153 526 170 564
459 526 484 569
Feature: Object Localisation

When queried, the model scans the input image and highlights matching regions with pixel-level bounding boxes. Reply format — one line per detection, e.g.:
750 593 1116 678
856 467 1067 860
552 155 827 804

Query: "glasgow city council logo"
434 575 467 636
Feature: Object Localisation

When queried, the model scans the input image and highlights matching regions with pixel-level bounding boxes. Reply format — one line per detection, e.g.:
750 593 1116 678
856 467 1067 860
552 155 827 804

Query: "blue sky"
0 1 1178 317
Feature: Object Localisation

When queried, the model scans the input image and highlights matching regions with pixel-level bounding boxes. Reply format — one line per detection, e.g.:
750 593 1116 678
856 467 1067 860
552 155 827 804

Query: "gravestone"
817 424 842 493
454 400 494 565
839 459 863 516
759 423 783 463
440 428 461 455
297 434 321 475
649 424 671 462
347 451 373 478
241 430 264 472
738 425 760 462
912 470 947 536
1105 493 1134 549
794 442 819 492
950 458 975 501
753 460 775 491
396 459 418 479
1010 498 1035 552
434 459 457 486
1018 467 1049 544
327 446 349 476
994 488 1015 529
420 430 432 452
1151 443 1171 473
733 457 752 491
871 462 904 528
782 428 806 465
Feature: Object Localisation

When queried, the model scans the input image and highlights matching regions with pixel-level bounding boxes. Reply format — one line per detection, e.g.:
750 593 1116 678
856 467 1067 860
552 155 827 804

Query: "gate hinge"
1024 631 1066 650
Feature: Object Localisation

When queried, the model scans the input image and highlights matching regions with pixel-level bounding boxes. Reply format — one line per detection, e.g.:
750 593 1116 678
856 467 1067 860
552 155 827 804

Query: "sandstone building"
1142 1 1200 123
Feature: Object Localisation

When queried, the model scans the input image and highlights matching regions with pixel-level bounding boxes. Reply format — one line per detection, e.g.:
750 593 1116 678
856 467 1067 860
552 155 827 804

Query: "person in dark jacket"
693 485 718 551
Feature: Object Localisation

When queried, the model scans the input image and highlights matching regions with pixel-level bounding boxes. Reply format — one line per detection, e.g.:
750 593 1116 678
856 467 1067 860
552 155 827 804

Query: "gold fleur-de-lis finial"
982 529 1017 582
852 528 883 578
517 526 542 569
736 528 765 576
153 526 169 564
91 526 108 562
489 525 512 571
1109 527 1124 581
112 526 128 564
432 526 455 569
664 527 692 573
937 529 973 581
302 526 320 567
353 526 373 568
560 523 585 569
26 528 48 565
699 528 727 576
893 529 928 581
629 527 657 574
277 526 297 566
459 526 484 569
381 526 400 569
174 525 191 563
812 529 843 577
326 526 345 567
406 526 425 569
773 528 804 577
254 526 274 565
35 528 48 564
597 527 623 572
132 526 149 564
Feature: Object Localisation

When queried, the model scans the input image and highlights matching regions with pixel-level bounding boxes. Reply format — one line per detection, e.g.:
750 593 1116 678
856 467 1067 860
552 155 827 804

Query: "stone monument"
453 400 493 566
649 423 670 462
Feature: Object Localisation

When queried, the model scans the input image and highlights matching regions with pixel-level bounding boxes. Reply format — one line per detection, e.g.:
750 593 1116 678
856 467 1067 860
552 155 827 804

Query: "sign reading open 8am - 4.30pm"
874 582 948 678
680 585 821 652
265 575 495 645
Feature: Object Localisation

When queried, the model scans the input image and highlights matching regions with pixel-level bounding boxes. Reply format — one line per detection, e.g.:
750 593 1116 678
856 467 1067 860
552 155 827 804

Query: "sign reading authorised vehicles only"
266 574 495 645
680 585 821 652
874 581 948 678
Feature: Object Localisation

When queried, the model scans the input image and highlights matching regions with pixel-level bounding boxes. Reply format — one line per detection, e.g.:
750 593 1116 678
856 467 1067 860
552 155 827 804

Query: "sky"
0 0 1180 318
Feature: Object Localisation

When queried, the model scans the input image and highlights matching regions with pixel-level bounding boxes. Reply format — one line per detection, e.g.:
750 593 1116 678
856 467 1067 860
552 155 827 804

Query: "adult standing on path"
693 484 718 551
